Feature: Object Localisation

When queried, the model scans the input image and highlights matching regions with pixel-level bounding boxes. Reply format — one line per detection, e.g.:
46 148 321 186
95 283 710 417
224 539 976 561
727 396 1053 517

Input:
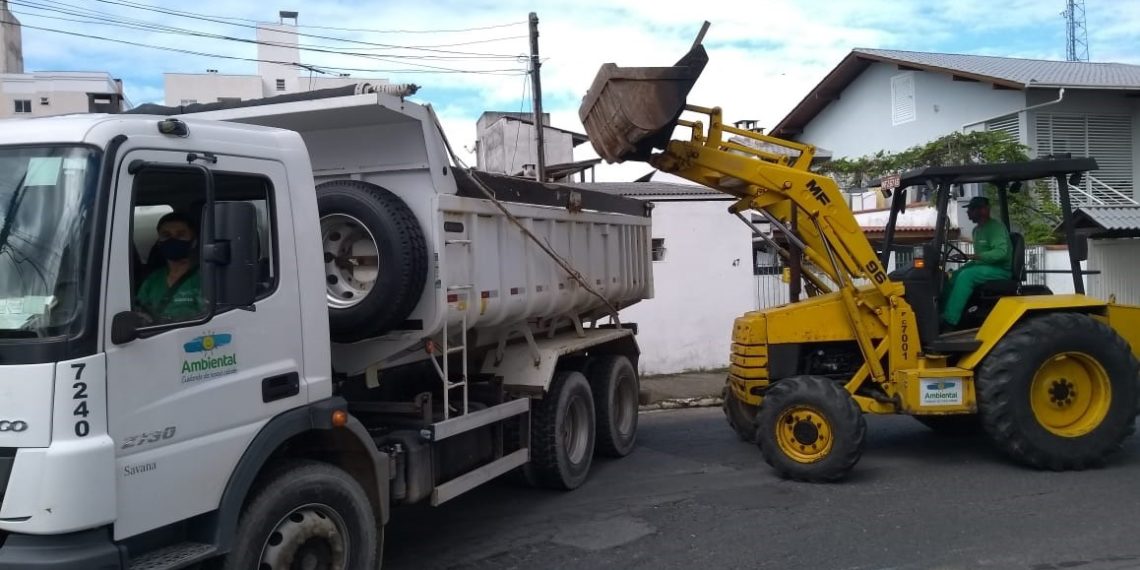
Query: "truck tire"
525 370 596 490
317 180 428 343
587 355 639 457
755 375 865 482
722 380 759 443
221 460 381 570
976 312 1139 470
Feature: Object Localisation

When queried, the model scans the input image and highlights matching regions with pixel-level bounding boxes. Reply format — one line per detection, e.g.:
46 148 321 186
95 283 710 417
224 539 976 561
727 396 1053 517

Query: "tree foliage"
816 131 1062 244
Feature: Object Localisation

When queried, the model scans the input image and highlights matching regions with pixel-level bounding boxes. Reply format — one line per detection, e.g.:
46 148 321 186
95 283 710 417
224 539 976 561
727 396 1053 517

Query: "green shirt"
971 218 1012 269
137 266 203 321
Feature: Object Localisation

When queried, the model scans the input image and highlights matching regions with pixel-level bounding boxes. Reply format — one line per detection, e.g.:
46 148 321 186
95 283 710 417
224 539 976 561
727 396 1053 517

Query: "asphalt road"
384 408 1140 570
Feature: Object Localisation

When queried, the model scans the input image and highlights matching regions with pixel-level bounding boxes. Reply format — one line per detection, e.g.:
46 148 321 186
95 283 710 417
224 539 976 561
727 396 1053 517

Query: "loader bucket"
578 39 709 164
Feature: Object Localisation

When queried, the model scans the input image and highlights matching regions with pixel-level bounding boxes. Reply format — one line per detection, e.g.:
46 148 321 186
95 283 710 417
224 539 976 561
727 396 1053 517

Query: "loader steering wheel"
944 242 970 265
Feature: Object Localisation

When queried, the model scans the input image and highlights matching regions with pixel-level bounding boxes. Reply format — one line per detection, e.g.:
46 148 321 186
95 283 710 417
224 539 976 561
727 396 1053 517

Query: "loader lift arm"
649 104 901 383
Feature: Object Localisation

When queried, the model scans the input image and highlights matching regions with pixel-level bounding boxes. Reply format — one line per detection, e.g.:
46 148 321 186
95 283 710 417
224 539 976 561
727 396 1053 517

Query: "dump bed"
130 87 654 374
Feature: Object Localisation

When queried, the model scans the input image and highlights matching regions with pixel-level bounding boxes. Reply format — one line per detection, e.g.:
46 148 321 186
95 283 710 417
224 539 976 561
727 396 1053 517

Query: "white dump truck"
0 84 652 568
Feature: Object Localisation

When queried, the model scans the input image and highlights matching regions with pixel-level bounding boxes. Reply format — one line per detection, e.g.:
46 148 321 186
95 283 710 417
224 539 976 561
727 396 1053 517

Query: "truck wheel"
722 380 759 443
913 414 981 436
977 312 1139 470
222 460 380 570
755 376 866 482
317 180 428 343
526 370 596 489
588 355 639 458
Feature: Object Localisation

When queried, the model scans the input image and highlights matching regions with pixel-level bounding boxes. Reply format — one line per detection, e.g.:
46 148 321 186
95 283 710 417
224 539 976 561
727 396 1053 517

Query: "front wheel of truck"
221 459 382 570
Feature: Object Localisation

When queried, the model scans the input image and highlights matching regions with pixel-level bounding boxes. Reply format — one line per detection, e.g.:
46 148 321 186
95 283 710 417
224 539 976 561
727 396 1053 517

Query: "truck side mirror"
210 201 259 309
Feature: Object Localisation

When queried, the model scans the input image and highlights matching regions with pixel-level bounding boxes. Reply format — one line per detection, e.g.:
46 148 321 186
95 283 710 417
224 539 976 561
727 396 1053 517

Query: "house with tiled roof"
774 48 1140 208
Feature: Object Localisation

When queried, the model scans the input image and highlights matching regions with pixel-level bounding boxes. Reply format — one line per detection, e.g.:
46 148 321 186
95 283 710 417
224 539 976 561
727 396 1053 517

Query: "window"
39 97 49 106
13 100 31 113
129 170 277 326
651 238 666 262
275 79 286 91
217 97 241 103
179 99 197 106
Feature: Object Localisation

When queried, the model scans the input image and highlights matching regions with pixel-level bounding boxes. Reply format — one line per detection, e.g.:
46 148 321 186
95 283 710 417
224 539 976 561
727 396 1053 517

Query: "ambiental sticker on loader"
920 378 963 406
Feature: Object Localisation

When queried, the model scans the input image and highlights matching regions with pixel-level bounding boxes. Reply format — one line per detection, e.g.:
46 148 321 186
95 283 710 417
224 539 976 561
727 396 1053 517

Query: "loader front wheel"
755 376 865 482
977 312 1140 470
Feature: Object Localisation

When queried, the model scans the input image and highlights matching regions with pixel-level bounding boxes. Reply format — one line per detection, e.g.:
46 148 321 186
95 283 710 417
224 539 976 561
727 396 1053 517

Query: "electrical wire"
89 0 525 35
1 18 529 75
9 0 526 61
509 72 531 173
83 0 526 56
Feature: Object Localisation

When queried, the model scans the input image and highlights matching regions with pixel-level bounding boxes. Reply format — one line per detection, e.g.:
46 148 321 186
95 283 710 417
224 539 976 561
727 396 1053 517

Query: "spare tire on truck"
317 180 428 343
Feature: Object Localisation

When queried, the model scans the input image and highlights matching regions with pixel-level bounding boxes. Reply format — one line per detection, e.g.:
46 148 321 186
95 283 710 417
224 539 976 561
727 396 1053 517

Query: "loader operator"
941 196 1011 327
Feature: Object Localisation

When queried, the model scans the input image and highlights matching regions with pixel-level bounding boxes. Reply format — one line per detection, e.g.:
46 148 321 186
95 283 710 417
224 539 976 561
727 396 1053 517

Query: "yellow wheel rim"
775 406 833 463
1030 352 1112 438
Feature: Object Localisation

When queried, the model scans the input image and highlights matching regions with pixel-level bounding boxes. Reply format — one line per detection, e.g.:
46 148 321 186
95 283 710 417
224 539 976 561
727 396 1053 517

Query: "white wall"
477 119 575 175
620 199 754 375
1086 239 1140 303
1042 247 1087 294
0 72 122 118
799 62 1025 158
163 74 264 106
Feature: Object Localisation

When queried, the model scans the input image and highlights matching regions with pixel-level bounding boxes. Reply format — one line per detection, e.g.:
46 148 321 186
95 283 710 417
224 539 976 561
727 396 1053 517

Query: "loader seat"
975 232 1024 298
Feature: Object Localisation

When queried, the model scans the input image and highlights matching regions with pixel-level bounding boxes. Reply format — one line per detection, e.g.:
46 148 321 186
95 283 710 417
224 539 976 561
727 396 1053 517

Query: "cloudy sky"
8 0 1140 180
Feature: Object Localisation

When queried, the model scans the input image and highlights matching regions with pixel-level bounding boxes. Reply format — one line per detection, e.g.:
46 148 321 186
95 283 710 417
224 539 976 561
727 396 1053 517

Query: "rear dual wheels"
977 312 1139 470
755 376 866 482
526 356 641 489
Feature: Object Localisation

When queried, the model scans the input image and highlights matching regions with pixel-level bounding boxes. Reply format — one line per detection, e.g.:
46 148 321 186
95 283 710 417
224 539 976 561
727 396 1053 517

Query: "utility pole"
528 12 547 182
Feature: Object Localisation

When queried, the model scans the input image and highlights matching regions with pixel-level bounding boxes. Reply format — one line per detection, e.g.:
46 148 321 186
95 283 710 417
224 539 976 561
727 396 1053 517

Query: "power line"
12 0 527 57
1 18 529 76
76 0 526 35
11 4 526 64
510 73 531 173
85 0 526 57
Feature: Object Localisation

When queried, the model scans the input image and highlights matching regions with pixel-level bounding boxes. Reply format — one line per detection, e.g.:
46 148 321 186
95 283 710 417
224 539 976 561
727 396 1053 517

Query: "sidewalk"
638 370 726 410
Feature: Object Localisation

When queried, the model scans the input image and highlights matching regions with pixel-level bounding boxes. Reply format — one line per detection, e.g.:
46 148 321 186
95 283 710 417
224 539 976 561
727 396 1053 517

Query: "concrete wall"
799 62 1026 158
619 199 755 375
0 72 122 118
477 119 575 175
163 74 264 106
0 1 21 74
1086 239 1139 303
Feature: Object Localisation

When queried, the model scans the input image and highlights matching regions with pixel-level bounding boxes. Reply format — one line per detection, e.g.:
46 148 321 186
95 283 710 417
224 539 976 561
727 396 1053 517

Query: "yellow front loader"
579 25 1140 481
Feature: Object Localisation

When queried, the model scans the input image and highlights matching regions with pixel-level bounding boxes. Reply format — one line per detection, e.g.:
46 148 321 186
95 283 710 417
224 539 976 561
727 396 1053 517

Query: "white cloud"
9 0 1140 181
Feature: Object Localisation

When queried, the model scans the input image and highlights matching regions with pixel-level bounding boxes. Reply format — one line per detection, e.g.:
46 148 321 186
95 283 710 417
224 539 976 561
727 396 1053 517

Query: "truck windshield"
0 146 99 338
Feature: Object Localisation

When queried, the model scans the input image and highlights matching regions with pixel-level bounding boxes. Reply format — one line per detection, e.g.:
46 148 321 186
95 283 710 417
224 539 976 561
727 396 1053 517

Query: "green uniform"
941 218 1012 326
137 266 203 322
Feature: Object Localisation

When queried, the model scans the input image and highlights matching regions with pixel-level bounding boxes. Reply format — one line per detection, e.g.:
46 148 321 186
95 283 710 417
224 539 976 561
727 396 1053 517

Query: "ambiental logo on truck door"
181 331 239 383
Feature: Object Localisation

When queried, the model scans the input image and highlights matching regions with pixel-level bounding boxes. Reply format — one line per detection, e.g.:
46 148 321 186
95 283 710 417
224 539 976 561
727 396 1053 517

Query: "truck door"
103 149 306 540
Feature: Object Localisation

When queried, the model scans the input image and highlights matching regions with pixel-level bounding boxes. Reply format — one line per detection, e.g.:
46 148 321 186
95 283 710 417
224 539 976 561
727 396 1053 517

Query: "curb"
638 396 723 412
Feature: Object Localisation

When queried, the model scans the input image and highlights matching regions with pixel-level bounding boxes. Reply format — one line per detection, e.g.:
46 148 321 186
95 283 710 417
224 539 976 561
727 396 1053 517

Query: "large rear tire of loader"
722 380 759 444
525 370 596 490
221 460 381 570
755 376 866 482
977 312 1140 470
317 180 428 343
587 355 639 458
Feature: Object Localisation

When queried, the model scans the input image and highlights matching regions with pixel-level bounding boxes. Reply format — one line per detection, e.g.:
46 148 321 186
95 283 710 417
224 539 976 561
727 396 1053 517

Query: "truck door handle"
262 372 300 403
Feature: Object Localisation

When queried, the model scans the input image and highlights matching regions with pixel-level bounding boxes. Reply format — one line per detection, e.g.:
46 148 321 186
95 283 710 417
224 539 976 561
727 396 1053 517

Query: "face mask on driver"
159 238 194 261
